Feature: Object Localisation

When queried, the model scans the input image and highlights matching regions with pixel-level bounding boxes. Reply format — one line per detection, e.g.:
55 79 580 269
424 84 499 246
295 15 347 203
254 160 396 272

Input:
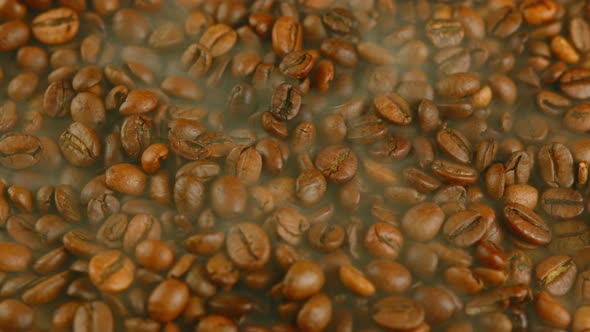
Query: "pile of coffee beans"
4 0 590 331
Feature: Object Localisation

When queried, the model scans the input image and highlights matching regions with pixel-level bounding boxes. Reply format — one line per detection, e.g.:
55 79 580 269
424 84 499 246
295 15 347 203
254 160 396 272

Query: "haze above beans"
3 0 590 331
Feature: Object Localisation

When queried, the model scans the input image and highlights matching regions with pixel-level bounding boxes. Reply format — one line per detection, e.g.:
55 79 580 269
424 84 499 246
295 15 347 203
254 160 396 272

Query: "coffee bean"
272 207 310 246
541 187 584 219
88 249 135 294
431 159 478 185
105 163 146 196
270 83 302 121
32 8 79 45
0 20 30 52
0 133 41 169
436 126 472 163
0 242 32 272
320 38 358 68
282 260 324 300
435 72 480 99
59 122 100 167
279 50 314 80
73 301 114 332
364 222 403 259
374 92 412 126
560 68 590 100
296 293 332 332
373 295 425 330
315 145 357 184
195 315 237 332
487 6 523 38
535 255 577 296
0 299 34 331
210 175 247 219
444 209 490 247
22 270 69 305
272 16 302 57
122 214 161 253
401 202 444 242
503 203 551 246
339 264 375 297
226 222 270 270
549 219 590 255
148 279 190 322
537 142 574 188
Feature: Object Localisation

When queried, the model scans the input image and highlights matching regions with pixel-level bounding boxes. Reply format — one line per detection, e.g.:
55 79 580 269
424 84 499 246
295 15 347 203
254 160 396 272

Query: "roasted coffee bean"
431 159 478 185
436 126 472 163
503 203 552 246
435 72 480 99
210 175 246 219
282 260 324 300
270 83 302 121
535 255 577 296
0 20 30 52
0 133 41 169
374 92 412 126
401 202 444 242
59 122 100 167
148 279 190 322
272 207 309 246
560 68 590 100
505 151 531 185
537 142 574 188
549 219 590 255
32 8 79 45
88 249 135 294
364 222 403 260
105 163 146 196
443 209 490 247
73 301 114 332
279 50 314 80
272 16 302 57
315 145 357 184
373 295 425 330
0 299 34 331
226 222 270 270
320 38 358 68
541 188 584 219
